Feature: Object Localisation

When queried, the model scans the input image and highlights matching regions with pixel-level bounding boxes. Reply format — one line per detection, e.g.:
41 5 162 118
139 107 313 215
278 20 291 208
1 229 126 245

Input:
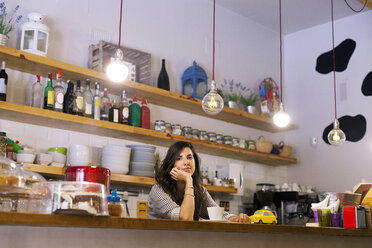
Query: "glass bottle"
93 82 101 120
31 74 43 108
44 73 54 110
54 70 64 112
109 99 119 123
100 88 110 121
119 90 130 124
0 61 8 101
83 79 93 118
157 59 170 90
140 97 150 129
74 80 84 116
63 80 75 114
129 94 141 126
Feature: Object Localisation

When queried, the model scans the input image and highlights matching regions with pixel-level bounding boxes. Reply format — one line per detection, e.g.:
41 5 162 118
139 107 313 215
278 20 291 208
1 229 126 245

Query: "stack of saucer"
102 145 131 174
126 144 156 177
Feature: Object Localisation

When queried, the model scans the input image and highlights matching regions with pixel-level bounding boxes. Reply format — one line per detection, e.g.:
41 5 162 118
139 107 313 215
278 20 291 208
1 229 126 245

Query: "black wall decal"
361 71 372 96
323 115 366 145
316 39 356 74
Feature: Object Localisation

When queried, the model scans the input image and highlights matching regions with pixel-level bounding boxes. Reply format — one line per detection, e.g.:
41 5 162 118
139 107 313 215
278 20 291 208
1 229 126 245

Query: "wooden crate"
88 40 151 85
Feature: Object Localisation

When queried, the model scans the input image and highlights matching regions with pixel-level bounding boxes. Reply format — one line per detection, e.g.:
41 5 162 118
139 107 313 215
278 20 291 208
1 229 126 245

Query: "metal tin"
199 131 208 141
155 120 166 132
165 123 172 134
191 129 200 139
232 137 239 147
207 132 217 142
171 124 182 135
182 126 192 137
223 135 232 145
247 140 256 150
216 134 223 144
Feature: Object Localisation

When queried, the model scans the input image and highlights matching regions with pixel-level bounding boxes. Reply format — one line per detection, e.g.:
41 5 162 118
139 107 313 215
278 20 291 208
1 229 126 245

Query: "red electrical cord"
118 0 123 49
331 0 337 119
279 0 283 103
212 0 216 81
344 0 367 13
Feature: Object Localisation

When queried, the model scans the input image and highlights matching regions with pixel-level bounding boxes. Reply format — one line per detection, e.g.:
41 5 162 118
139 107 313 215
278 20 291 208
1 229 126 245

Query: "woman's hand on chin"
170 168 192 182
228 213 251 224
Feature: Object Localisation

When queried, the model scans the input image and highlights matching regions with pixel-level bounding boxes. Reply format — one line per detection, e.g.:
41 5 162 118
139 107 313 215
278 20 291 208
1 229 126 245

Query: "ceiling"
216 0 370 34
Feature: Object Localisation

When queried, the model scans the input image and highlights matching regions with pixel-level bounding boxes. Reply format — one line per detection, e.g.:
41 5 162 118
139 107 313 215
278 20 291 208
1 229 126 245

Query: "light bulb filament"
208 96 217 109
332 132 340 142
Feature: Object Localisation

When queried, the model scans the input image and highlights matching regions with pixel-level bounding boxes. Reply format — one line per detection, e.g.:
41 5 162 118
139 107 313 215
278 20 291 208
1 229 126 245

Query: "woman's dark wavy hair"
155 141 204 220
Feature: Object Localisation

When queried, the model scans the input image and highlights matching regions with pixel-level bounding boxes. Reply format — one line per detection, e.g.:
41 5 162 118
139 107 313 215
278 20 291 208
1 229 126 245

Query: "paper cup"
207 207 224 221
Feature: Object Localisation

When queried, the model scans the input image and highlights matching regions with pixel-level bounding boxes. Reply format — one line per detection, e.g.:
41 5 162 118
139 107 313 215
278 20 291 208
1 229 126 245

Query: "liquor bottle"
31 75 43 108
109 99 119 123
129 93 141 126
119 90 130 124
93 82 101 120
83 79 93 118
44 73 54 110
74 80 84 116
54 71 64 112
140 97 150 129
157 59 170 90
63 80 75 114
0 61 8 101
100 88 110 121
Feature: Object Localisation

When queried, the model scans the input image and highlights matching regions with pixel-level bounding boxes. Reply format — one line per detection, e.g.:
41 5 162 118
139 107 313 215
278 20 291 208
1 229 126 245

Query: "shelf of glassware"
0 45 294 133
0 102 297 166
22 163 237 194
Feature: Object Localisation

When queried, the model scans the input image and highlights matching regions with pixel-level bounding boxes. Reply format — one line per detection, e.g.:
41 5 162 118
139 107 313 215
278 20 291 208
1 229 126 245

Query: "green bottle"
129 93 141 126
44 73 54 110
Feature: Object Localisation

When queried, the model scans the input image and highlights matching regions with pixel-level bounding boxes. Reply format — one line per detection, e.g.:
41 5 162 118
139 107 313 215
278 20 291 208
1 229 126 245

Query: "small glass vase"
0 34 8 46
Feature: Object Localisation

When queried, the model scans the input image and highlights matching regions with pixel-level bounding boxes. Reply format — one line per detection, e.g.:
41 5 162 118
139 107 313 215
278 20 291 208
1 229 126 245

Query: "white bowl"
69 157 90 166
47 151 66 165
69 144 90 154
16 153 36 163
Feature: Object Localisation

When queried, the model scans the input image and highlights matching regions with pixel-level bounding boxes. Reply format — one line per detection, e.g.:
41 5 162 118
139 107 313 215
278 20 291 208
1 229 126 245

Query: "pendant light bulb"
202 80 224 115
106 49 129 83
327 119 346 146
273 103 290 127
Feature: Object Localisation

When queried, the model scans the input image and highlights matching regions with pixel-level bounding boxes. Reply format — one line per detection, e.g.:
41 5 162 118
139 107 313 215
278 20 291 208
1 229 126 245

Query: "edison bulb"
327 119 346 146
202 80 224 115
106 49 129 83
273 103 290 127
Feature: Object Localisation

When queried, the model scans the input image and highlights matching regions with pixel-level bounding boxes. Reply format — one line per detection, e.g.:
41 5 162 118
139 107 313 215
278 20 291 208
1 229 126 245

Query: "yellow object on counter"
137 201 148 219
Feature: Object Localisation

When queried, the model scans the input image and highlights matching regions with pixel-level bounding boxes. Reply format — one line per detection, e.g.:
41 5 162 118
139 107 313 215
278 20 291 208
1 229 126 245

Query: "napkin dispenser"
343 206 367 228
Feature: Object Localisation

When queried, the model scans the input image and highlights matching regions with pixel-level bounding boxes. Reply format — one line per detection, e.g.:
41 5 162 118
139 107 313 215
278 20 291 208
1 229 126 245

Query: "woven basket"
279 141 292 157
255 136 272 153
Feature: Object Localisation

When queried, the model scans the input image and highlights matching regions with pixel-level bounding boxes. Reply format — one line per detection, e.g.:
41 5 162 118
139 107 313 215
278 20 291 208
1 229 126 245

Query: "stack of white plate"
126 144 156 177
102 145 131 174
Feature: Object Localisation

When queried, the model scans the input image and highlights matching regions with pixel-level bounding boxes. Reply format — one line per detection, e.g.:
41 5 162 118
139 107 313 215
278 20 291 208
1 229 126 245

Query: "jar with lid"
107 189 124 217
207 132 217 142
223 136 232 145
171 124 182 135
247 140 256 150
239 138 247 149
216 134 223 144
165 123 172 134
199 131 208 141
182 126 192 137
232 137 239 147
154 120 166 132
191 129 200 139
0 132 7 157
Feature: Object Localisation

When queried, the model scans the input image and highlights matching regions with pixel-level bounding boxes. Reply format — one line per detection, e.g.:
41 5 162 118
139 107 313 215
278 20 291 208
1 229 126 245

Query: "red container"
65 166 110 192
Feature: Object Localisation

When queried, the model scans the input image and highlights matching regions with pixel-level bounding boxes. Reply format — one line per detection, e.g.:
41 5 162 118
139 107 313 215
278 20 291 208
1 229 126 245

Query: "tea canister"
232 137 239 147
182 126 192 137
165 123 172 134
247 140 256 150
191 129 200 139
223 136 232 145
171 124 182 135
154 120 166 132
207 132 217 142
216 134 223 144
199 130 208 141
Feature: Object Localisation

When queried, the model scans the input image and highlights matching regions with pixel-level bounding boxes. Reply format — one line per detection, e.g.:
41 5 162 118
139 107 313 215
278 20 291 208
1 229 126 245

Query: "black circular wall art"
361 71 372 96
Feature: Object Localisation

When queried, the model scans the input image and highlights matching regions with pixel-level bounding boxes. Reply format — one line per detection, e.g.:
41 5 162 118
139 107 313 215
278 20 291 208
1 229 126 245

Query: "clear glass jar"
191 129 200 139
232 137 239 147
247 140 256 150
216 134 223 144
154 120 166 132
239 138 247 149
165 123 172 134
171 124 182 135
199 131 208 141
207 132 217 142
223 136 232 145
182 126 192 137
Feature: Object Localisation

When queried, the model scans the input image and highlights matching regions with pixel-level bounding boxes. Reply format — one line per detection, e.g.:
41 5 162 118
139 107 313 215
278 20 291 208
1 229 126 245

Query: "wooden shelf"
0 45 294 133
0 102 296 166
23 164 238 194
1 212 372 237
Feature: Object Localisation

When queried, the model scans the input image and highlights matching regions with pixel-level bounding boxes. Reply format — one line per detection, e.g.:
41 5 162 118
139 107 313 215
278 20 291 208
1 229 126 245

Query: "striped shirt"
148 184 235 220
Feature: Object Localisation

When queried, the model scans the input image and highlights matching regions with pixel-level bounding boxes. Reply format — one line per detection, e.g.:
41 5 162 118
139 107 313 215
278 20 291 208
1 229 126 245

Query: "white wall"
285 11 372 192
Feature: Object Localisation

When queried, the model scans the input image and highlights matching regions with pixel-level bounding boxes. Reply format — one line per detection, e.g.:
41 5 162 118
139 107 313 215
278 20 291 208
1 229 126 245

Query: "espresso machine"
253 183 276 211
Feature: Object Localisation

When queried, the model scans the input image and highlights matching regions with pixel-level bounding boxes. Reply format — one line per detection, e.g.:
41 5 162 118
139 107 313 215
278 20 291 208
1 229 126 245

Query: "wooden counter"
1 212 372 237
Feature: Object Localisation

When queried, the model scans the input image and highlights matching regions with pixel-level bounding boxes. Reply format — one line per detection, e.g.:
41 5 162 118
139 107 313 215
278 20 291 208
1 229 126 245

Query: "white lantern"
20 13 49 57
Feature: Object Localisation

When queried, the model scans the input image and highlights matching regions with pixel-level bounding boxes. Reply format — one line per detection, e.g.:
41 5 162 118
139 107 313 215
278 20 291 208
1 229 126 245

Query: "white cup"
207 207 224 221
68 144 90 166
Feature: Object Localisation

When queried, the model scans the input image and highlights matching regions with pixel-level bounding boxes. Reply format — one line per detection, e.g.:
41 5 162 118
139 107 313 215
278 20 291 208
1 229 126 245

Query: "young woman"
149 141 250 223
